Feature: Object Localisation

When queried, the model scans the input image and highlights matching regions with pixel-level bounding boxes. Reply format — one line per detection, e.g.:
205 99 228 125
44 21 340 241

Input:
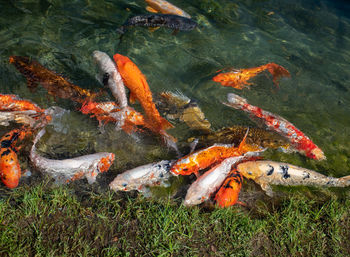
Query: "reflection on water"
0 0 349 195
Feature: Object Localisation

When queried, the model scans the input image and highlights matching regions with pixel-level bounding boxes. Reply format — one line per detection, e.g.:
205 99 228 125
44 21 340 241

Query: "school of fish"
2 0 349 210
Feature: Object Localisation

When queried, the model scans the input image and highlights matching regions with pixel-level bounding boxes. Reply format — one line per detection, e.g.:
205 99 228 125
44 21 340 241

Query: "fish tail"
338 175 350 187
223 93 248 110
160 116 174 130
265 63 291 86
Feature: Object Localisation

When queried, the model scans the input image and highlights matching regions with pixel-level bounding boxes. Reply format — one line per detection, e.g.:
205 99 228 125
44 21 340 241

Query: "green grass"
0 182 349 256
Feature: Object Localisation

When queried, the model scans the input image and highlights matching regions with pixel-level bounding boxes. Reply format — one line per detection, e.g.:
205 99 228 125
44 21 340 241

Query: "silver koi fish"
109 160 174 195
236 160 350 196
92 50 128 109
30 128 115 184
183 151 261 206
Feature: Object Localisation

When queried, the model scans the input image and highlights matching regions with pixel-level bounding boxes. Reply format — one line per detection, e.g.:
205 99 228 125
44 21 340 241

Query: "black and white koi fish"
236 160 350 196
117 14 197 34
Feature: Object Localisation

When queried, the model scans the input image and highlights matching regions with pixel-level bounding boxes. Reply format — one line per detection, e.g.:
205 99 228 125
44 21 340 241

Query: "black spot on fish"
1 149 11 157
159 172 164 178
303 173 310 180
102 73 109 86
267 164 274 176
223 182 233 189
1 132 19 148
280 165 290 179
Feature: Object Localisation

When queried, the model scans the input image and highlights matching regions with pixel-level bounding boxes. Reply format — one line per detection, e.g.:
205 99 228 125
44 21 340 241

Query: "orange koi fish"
212 63 290 89
113 54 173 132
80 101 150 133
0 94 43 113
144 0 191 18
0 128 30 188
171 129 263 176
113 54 177 151
214 170 244 208
9 56 100 103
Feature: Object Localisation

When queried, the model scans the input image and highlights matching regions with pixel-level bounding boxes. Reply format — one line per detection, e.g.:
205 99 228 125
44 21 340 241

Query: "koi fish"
171 129 263 176
92 50 128 109
117 14 197 35
80 101 150 133
9 56 100 103
30 128 115 184
0 128 30 188
113 54 177 150
212 63 290 89
223 93 325 160
159 91 211 131
144 0 191 18
236 160 350 197
214 170 244 208
109 160 174 195
188 125 290 151
0 94 51 128
183 152 257 206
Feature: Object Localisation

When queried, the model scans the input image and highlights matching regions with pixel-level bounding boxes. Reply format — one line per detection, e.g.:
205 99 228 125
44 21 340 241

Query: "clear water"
0 0 349 194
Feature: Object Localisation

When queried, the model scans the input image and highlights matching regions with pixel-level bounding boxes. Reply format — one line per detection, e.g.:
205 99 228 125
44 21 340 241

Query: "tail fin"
223 93 248 109
265 63 290 86
338 175 350 187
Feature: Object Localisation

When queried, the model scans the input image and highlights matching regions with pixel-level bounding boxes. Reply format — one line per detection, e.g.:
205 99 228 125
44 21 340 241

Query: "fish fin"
339 175 350 187
172 29 179 36
189 138 199 153
146 6 158 13
160 116 174 130
148 27 160 32
129 92 137 104
236 201 247 206
265 63 291 87
237 127 249 151
260 182 274 197
139 187 152 198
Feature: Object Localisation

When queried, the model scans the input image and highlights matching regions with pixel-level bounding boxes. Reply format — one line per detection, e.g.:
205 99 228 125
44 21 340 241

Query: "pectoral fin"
148 27 160 32
146 6 158 13
260 182 274 197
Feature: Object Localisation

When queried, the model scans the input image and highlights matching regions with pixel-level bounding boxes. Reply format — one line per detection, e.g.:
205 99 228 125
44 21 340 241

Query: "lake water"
0 0 349 197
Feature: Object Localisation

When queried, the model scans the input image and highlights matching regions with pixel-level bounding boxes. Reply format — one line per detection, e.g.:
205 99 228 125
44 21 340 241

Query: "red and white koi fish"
0 94 51 128
80 101 150 133
223 93 325 160
109 160 174 195
183 152 258 206
92 50 128 109
30 128 115 184
237 160 350 196
212 63 290 90
144 0 191 19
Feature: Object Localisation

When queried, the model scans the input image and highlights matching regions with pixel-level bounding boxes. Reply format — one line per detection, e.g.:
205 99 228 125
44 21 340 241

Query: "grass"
0 181 349 256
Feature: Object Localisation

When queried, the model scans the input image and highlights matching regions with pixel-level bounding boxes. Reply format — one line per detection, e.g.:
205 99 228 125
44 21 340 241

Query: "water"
0 0 349 196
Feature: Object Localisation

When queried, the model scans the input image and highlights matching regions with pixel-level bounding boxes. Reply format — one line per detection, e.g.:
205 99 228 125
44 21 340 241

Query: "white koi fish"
237 160 350 196
30 128 115 184
109 160 174 195
92 50 128 109
183 151 261 206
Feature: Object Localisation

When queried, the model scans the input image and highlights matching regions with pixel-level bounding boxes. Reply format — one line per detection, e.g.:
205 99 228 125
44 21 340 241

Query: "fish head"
98 153 115 173
0 148 21 189
113 54 130 68
109 173 136 192
236 161 262 180
183 186 207 206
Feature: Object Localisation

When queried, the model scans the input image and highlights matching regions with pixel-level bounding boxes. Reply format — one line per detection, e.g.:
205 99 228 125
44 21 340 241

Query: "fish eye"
122 183 128 187
248 171 252 175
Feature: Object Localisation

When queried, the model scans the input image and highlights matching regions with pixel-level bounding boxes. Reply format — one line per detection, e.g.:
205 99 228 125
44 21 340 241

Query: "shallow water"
0 0 349 197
